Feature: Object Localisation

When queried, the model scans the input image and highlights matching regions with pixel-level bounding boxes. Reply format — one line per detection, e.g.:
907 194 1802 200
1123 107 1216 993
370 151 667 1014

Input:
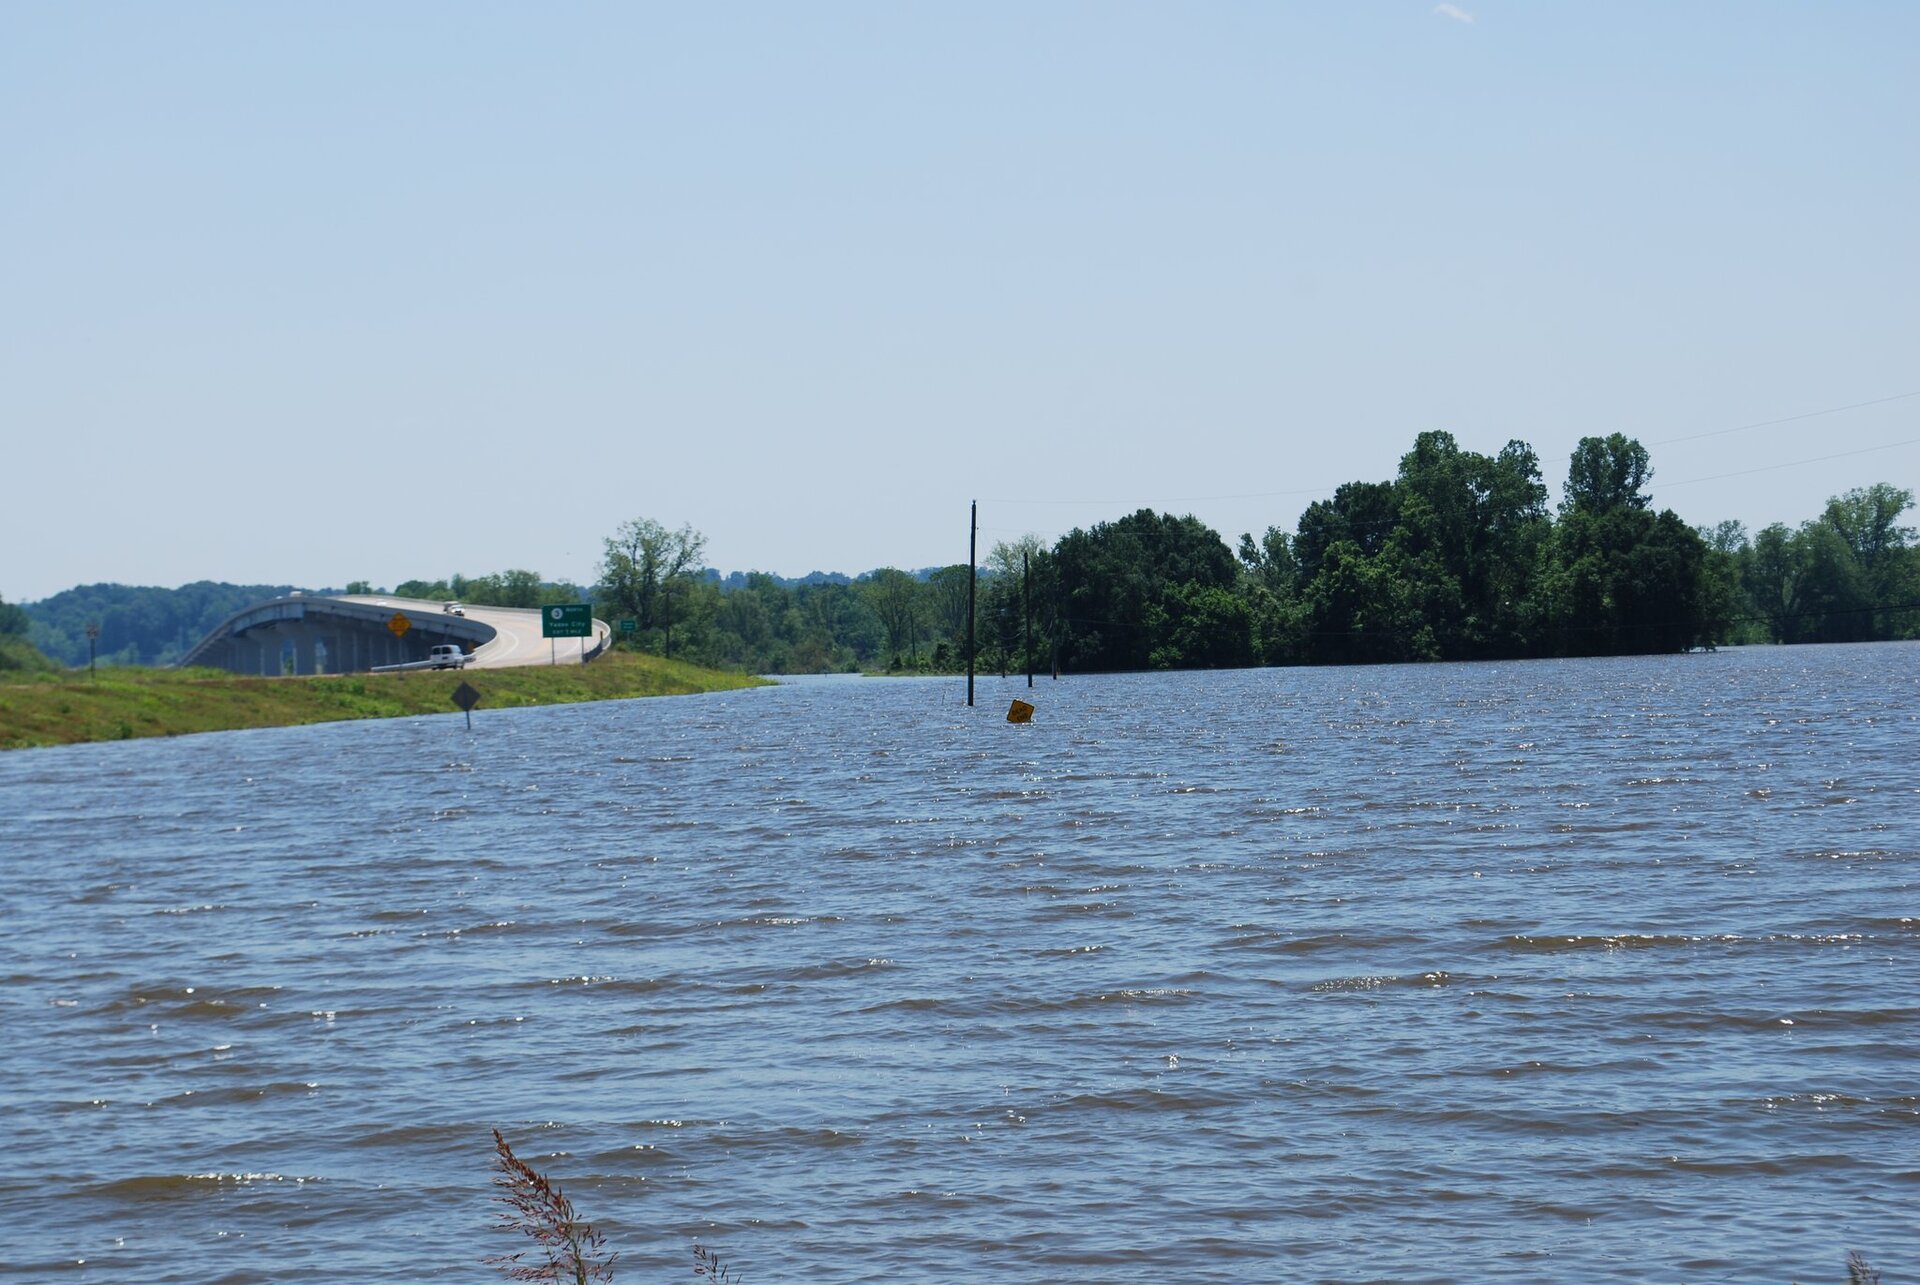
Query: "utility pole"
1024 551 1034 688
966 500 977 707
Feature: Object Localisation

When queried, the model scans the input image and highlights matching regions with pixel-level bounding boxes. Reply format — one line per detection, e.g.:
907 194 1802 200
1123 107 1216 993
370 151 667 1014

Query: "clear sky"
4 2 1915 602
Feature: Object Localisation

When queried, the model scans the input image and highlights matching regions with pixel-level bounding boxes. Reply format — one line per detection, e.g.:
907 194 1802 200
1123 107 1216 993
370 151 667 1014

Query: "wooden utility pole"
1023 550 1033 688
966 500 977 707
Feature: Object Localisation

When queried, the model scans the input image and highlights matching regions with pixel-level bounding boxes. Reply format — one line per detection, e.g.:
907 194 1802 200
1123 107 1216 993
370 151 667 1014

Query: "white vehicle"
428 644 472 669
442 601 466 616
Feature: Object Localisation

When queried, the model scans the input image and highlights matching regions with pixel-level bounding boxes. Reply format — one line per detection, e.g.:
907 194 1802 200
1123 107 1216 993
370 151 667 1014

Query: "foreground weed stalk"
693 1243 739 1281
486 1129 617 1284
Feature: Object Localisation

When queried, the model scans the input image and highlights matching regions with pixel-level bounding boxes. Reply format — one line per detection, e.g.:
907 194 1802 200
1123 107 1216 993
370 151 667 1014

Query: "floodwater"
2 644 1915 1283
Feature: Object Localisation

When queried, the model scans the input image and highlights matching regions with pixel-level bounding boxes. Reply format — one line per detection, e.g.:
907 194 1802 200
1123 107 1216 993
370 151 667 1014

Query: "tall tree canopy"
599 518 708 657
1563 433 1653 515
1053 510 1239 671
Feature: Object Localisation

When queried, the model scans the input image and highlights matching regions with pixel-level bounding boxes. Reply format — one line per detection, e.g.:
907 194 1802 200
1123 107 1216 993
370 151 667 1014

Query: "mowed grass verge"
0 651 770 750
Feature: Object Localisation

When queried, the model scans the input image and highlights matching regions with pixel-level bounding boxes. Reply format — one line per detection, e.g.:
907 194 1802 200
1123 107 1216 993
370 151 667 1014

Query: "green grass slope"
0 651 770 750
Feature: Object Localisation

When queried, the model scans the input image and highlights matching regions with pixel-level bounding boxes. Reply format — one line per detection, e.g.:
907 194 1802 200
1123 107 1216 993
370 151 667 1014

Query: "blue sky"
3 2 1915 601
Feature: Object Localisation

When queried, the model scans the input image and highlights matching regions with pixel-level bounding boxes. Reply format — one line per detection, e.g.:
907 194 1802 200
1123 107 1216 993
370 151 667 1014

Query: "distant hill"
705 569 854 590
705 566 949 589
23 565 962 668
25 582 306 668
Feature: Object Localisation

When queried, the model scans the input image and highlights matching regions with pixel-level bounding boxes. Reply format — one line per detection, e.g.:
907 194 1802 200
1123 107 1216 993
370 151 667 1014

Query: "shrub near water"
0 652 768 750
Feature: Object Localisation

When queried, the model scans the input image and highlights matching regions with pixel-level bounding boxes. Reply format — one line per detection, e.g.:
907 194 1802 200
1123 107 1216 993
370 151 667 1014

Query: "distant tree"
926 565 973 649
1237 526 1298 596
1540 506 1711 654
345 580 374 595
0 595 28 637
463 569 546 609
1148 582 1254 669
1293 481 1400 584
1820 483 1918 637
1562 433 1653 515
395 578 451 600
980 536 1054 675
1694 521 1750 645
1300 539 1429 664
1053 510 1239 671
599 519 707 658
861 568 924 666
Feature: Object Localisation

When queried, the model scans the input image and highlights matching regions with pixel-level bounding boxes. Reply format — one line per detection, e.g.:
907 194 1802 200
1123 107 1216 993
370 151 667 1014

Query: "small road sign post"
451 680 480 731
85 622 100 680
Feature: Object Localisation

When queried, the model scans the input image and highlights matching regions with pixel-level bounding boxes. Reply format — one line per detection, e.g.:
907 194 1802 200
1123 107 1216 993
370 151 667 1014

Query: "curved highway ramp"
175 595 612 675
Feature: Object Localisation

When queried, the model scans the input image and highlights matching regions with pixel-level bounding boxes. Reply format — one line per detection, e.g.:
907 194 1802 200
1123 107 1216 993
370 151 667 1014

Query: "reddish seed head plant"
486 1129 617 1285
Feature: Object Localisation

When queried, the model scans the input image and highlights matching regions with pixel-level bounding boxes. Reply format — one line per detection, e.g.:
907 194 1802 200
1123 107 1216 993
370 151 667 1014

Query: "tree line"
11 430 1914 674
591 431 1916 674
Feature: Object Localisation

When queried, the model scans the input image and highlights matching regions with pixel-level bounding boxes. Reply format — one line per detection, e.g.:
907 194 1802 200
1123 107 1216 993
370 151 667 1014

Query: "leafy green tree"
1148 582 1254 669
1300 539 1428 664
793 581 883 670
861 568 924 667
1562 433 1653 515
1293 481 1399 584
395 578 451 600
1541 507 1710 654
463 569 547 609
1820 484 1917 637
599 518 707 658
1236 527 1305 664
978 536 1054 675
1053 510 1238 671
926 565 973 650
1387 432 1550 658
1694 521 1750 645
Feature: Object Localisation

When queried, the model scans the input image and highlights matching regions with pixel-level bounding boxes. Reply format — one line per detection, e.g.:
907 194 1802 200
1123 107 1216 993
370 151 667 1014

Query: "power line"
1661 436 1920 488
1647 389 1920 446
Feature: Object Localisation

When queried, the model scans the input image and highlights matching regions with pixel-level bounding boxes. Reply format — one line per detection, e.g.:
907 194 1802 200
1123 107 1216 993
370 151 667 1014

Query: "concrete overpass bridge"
176 595 612 676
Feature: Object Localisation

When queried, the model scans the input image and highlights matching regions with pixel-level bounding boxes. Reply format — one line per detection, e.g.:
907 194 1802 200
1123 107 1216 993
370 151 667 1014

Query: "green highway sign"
542 603 593 639
619 618 637 633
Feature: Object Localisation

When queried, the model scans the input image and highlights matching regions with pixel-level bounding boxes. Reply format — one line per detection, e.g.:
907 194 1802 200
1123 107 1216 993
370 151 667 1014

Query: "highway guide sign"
543 604 593 639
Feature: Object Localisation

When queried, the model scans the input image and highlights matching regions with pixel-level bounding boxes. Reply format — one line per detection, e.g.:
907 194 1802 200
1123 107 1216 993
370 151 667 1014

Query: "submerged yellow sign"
1007 699 1034 724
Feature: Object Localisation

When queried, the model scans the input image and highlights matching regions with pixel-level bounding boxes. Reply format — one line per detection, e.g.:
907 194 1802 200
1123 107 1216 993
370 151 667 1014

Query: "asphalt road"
337 596 611 669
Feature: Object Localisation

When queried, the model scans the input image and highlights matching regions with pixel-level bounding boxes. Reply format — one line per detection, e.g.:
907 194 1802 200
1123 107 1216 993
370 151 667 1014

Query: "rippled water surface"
3 645 1917 1282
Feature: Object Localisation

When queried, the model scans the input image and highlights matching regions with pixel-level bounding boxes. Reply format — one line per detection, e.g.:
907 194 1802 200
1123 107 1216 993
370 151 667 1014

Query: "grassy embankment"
0 650 770 750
